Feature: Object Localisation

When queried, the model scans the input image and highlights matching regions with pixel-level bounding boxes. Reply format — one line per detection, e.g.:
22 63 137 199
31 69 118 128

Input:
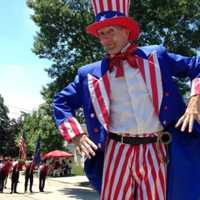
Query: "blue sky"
0 1 51 119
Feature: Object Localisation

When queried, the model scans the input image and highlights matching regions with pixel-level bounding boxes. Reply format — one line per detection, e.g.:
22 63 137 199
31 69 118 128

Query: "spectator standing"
10 160 23 194
24 161 35 193
3 157 13 189
39 160 49 192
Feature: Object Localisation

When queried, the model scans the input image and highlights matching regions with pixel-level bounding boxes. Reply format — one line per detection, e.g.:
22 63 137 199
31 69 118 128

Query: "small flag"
33 135 41 166
19 134 26 160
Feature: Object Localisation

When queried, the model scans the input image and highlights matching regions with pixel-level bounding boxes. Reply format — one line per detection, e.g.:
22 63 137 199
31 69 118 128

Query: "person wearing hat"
3 156 12 189
10 160 24 194
38 160 49 192
53 0 200 199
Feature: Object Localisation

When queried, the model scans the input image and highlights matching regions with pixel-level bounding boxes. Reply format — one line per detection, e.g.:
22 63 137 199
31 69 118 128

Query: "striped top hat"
86 0 140 41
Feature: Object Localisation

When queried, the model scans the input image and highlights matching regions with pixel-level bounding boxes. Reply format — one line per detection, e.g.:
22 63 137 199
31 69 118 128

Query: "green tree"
27 0 102 100
0 94 9 128
20 103 65 156
133 0 200 55
0 94 17 156
134 0 200 95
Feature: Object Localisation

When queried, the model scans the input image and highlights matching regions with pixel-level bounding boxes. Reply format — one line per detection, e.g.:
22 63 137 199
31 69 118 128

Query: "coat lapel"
137 50 163 114
88 59 111 131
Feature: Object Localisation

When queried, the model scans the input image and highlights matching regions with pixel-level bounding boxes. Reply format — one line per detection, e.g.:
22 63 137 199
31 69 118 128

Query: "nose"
99 35 112 45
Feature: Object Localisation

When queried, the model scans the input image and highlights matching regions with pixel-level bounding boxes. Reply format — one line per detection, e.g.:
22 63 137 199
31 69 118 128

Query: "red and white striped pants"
100 139 167 200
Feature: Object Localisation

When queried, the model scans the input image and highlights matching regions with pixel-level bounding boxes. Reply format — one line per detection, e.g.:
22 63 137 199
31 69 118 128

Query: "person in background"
67 160 72 175
3 156 13 189
53 0 200 199
0 158 5 193
24 160 35 193
10 160 23 194
63 163 69 176
52 159 61 177
39 160 49 192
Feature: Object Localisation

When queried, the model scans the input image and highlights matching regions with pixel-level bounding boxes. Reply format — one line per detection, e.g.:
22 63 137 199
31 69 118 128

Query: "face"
97 25 130 56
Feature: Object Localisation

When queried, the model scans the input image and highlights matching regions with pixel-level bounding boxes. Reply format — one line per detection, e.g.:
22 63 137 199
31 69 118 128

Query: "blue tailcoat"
53 45 200 200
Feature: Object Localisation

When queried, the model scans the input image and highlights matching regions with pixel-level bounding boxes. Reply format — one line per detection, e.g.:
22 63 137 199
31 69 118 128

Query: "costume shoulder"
78 60 102 76
137 44 166 57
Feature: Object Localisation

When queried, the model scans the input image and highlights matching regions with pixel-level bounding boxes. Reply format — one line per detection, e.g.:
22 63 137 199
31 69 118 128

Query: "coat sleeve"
163 49 200 96
53 72 84 145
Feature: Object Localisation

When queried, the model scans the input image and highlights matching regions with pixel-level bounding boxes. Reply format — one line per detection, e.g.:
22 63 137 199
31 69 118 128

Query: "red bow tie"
108 44 139 77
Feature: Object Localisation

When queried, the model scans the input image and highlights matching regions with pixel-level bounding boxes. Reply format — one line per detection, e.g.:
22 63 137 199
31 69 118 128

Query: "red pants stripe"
101 139 167 200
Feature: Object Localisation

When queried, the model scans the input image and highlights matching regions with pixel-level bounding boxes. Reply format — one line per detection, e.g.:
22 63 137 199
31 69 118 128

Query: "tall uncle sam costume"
53 0 200 199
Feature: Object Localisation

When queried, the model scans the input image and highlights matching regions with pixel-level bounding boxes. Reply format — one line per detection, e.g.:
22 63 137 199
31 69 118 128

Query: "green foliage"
20 103 65 157
0 94 9 128
132 0 200 95
0 94 18 157
27 0 103 100
133 0 200 55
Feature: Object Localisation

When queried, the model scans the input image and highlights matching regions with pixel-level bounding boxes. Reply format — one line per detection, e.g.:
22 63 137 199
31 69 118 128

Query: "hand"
175 95 200 132
72 133 98 159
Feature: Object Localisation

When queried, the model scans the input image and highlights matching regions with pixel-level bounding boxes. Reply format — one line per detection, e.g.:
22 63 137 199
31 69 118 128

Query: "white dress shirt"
109 45 163 136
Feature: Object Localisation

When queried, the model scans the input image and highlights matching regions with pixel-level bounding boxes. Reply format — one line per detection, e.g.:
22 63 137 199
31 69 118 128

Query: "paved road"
0 174 99 200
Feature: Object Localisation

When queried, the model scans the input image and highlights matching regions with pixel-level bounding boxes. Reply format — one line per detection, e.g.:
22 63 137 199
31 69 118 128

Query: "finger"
86 138 98 150
82 142 96 157
188 115 194 133
197 116 200 124
181 115 189 132
175 115 185 128
80 144 91 159
77 145 86 158
80 135 97 154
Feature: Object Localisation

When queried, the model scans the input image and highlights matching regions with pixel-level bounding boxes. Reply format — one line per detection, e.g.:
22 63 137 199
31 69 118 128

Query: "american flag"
19 134 26 160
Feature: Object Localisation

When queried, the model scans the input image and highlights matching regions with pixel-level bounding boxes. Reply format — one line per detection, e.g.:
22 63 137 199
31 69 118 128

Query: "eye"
107 29 114 34
98 31 106 37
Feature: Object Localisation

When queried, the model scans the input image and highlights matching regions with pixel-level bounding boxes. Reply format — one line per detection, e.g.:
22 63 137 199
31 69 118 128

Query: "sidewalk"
0 175 100 200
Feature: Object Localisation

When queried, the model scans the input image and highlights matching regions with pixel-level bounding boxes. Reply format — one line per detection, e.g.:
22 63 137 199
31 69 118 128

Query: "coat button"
163 120 167 125
165 92 170 96
93 128 99 133
90 113 95 118
164 106 168 110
